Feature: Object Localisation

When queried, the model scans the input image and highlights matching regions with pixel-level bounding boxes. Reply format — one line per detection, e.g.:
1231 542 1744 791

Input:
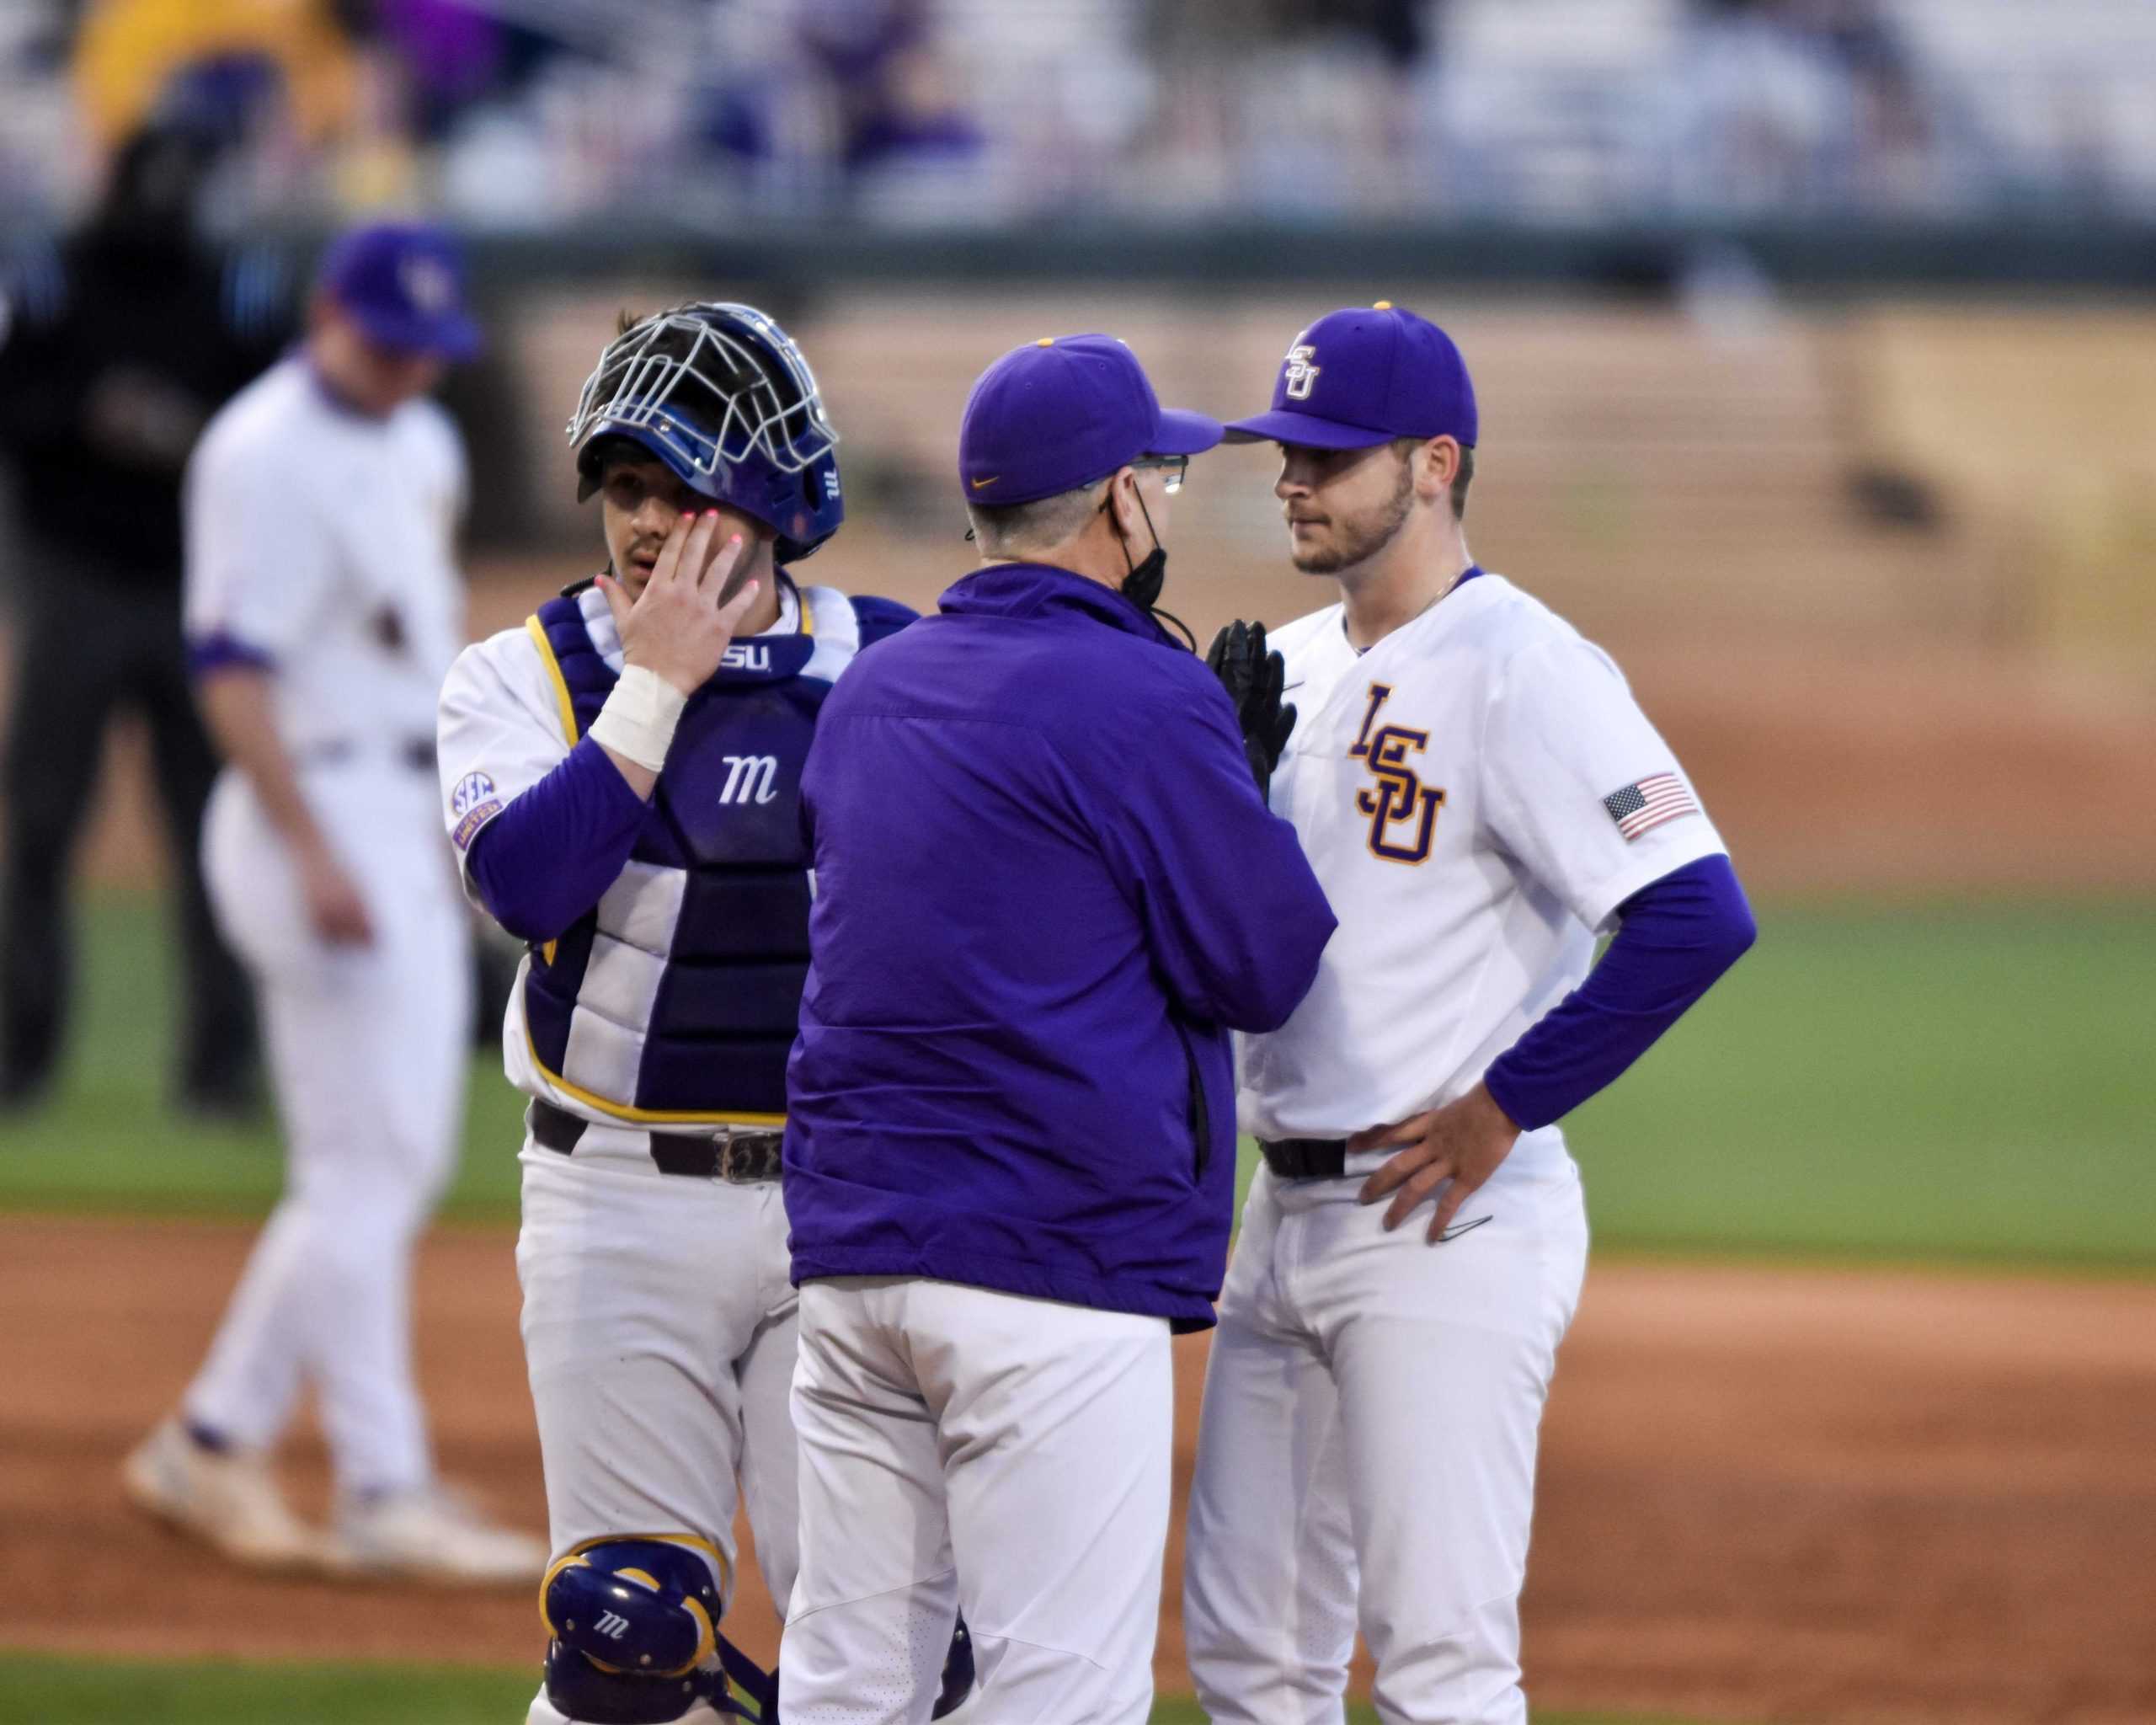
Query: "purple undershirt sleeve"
465 736 649 943
186 632 276 676
1482 852 1757 1133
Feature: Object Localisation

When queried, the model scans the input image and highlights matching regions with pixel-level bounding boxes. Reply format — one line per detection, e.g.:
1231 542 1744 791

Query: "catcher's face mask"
568 302 844 563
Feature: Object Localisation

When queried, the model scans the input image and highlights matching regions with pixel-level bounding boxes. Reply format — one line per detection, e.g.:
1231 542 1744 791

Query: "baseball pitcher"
1183 303 1759 1724
125 223 542 1583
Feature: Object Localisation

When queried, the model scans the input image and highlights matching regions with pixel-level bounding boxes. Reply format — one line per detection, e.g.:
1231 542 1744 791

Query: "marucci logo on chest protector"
719 755 780 805
1348 683 1445 864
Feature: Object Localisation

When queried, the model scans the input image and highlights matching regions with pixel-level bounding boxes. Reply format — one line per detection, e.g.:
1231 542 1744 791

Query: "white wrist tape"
589 665 688 772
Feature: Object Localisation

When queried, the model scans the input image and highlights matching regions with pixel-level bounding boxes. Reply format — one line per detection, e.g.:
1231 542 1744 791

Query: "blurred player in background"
121 221 544 1586
437 303 970 1725
1182 303 1758 1723
0 113 284 1114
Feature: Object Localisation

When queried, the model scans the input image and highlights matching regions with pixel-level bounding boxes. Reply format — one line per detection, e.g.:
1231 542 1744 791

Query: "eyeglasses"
1129 454 1188 494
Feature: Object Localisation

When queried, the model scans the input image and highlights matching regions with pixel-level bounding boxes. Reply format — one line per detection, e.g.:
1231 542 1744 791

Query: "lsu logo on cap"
399 253 456 314
1282 344 1321 401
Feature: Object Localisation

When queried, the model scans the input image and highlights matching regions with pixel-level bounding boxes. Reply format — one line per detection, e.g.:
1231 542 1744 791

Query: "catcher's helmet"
568 302 843 563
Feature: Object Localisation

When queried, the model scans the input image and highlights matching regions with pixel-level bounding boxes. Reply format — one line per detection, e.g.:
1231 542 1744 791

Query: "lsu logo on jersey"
721 642 772 673
1348 683 1444 864
1282 343 1321 401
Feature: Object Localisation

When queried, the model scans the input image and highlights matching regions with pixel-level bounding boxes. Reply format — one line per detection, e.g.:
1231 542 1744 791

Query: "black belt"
299 737 436 772
529 1097 784 1184
1259 1136 1350 1180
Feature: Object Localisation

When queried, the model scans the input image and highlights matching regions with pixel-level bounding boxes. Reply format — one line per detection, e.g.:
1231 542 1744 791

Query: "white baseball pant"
515 1137 801 1598
183 762 471 1495
781 1276 1174 1725
517 1135 799 1725
1184 1151 1589 1725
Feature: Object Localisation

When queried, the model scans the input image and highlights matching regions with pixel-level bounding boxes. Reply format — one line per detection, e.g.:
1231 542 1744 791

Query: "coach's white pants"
515 1140 800 1612
782 1277 1174 1725
184 765 470 1495
1184 1152 1589 1725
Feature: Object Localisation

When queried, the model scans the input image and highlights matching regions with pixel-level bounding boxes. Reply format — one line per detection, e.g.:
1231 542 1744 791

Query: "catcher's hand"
1206 619 1296 800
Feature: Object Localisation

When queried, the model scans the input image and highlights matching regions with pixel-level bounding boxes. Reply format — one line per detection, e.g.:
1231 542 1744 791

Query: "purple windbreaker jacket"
783 562 1337 1329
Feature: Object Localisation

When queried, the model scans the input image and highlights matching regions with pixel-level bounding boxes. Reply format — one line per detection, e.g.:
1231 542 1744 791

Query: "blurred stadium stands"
3 1 2155 230
3 1 2153 905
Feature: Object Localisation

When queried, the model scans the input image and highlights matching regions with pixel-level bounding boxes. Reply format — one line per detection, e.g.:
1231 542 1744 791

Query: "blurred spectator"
1668 0 1851 212
351 0 562 142
691 0 989 222
2 0 2143 229
1143 0 1442 216
0 115 290 1114
70 0 362 147
798 0 984 176
1672 0 1979 213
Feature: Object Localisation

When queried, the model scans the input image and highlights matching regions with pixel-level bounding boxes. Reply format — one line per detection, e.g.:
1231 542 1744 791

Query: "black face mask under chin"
1114 489 1195 651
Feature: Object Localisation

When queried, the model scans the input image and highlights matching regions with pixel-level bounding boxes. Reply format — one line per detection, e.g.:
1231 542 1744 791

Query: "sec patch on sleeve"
1601 772 1700 841
450 770 504 851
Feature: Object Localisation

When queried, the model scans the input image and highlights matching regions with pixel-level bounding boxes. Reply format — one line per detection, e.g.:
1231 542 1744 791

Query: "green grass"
0 1652 1709 1725
0 1655 532 1725
0 895 526 1222
1565 899 2156 1268
3 893 2153 1271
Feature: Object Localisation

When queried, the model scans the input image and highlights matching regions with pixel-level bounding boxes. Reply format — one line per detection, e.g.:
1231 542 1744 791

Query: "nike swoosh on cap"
970 475 1000 489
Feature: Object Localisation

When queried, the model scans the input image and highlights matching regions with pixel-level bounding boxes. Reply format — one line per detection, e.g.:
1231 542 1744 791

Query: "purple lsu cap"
959 334 1222 505
1225 302 1476 451
318 222 482 361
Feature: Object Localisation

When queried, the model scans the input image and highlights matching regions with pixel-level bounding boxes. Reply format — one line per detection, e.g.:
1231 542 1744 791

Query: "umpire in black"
0 117 290 1112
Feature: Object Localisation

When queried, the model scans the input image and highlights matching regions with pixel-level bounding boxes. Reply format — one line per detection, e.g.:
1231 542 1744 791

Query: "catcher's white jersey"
1236 571 1725 1165
435 579 849 1126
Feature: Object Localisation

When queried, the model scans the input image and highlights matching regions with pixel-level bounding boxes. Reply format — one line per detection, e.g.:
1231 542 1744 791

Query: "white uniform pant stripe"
1186 1164 1588 1725
782 1277 1173 1725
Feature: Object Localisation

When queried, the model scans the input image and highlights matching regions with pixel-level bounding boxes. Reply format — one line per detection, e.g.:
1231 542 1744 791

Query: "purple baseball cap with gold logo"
959 334 1222 505
318 222 482 360
1225 302 1476 451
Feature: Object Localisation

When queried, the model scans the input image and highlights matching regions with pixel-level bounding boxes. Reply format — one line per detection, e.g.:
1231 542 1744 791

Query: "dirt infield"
4 1218 2153 1722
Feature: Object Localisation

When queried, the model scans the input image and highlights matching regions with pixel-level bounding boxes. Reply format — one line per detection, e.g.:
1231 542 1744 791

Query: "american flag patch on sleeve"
1601 772 1700 841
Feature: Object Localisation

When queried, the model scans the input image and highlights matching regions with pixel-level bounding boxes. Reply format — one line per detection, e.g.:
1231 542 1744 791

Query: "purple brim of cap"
347 301 484 362
1222 409 1396 450
1146 408 1226 456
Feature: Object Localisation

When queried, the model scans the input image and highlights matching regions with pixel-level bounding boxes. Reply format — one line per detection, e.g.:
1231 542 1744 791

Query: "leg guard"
542 1537 726 1723
538 1535 960 1723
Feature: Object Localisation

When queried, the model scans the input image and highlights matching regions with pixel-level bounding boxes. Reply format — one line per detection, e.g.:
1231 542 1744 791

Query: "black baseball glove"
1205 620 1296 801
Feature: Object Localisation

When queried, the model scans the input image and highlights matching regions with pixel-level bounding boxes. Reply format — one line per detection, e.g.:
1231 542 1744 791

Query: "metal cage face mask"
565 302 839 482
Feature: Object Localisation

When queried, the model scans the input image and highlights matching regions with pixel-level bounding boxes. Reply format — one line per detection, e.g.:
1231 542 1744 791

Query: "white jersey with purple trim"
166 355 478 1513
1237 571 1726 1167
1189 570 1732 1725
183 356 466 750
